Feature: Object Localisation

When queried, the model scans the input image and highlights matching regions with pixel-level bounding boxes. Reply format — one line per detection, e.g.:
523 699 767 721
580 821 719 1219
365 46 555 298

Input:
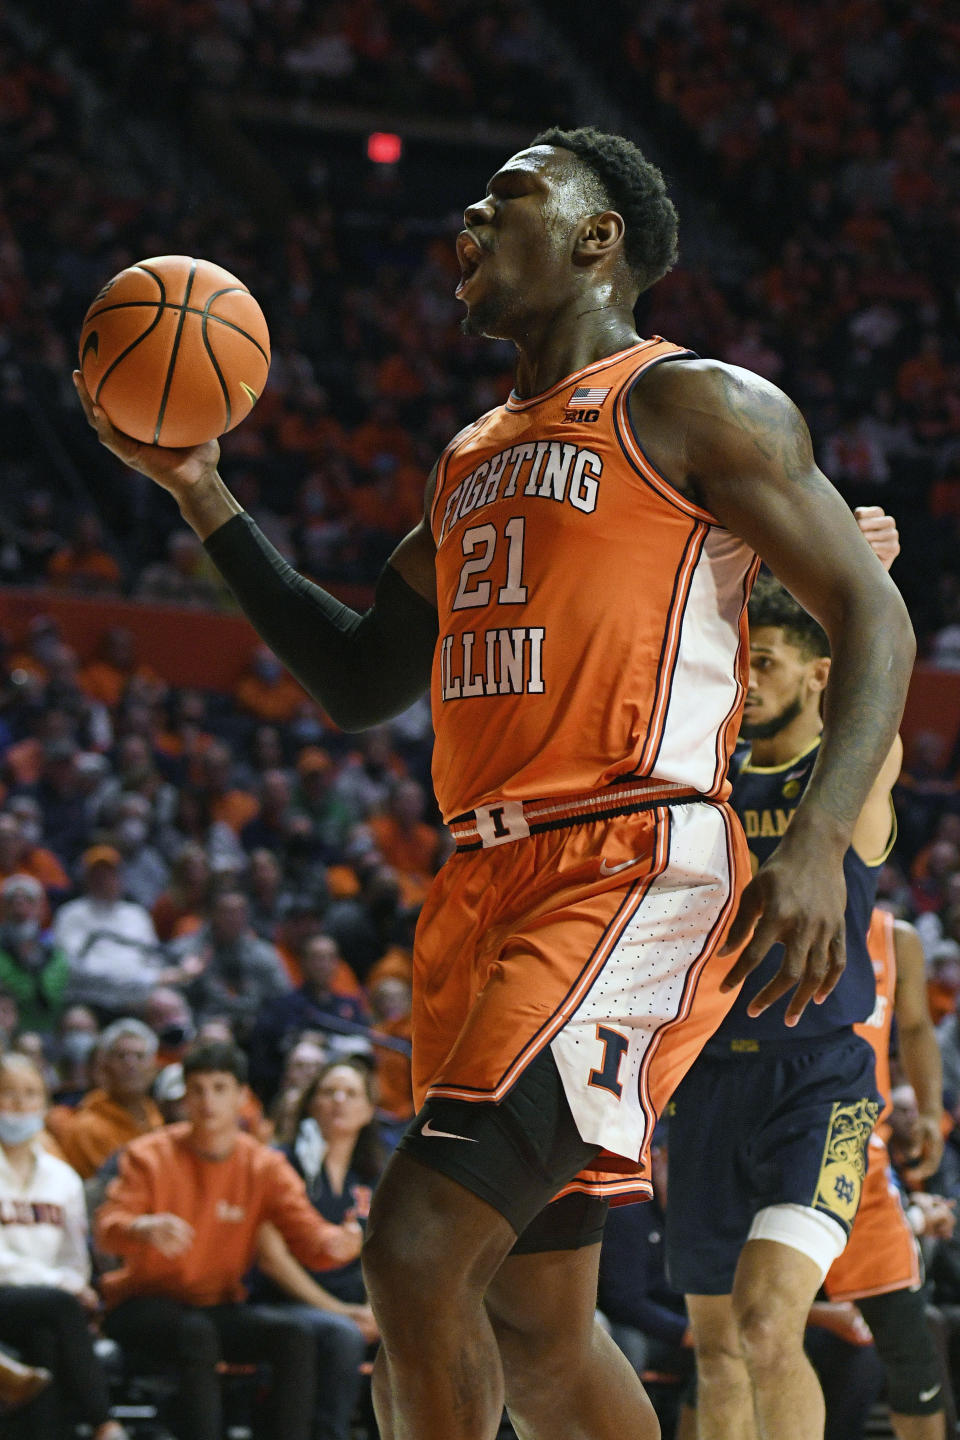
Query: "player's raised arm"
632 360 915 1022
73 371 438 731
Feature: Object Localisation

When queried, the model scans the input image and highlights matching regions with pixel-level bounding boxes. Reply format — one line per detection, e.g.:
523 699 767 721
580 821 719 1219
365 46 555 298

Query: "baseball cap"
82 844 122 869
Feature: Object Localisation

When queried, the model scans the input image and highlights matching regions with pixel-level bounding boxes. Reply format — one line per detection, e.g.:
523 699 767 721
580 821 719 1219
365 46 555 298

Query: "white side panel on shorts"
550 801 733 1161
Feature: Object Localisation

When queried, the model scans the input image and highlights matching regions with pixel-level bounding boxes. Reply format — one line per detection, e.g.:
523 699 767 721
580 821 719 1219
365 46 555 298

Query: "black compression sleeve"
203 512 438 731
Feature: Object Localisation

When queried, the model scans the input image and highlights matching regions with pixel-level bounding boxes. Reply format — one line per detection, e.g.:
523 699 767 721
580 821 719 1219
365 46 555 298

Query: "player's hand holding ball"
74 254 270 501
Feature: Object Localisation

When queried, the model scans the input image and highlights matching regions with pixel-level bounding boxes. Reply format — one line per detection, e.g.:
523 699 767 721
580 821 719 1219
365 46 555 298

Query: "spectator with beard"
0 874 68 1035
174 888 289 1038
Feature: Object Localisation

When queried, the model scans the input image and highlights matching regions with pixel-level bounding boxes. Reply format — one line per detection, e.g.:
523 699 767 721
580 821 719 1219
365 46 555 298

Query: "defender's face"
741 626 824 740
457 146 576 339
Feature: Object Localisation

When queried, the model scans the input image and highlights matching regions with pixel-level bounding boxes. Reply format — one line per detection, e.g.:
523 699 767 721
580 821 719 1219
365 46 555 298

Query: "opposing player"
666 573 903 1440
75 126 914 1440
825 911 950 1440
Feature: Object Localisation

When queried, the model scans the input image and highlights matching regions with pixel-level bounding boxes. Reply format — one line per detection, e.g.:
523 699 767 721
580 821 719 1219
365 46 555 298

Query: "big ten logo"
562 406 601 424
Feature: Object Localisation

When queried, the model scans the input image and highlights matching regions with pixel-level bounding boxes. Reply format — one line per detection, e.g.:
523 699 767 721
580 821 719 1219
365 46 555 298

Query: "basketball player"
824 911 949 1440
665 574 913 1440
74 126 914 1440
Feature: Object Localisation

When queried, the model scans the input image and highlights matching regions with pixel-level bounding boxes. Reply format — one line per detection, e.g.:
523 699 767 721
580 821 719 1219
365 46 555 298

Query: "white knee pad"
747 1203 847 1282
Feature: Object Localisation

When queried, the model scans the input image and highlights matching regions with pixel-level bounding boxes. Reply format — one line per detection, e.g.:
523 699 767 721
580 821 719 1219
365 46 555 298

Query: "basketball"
78 255 271 447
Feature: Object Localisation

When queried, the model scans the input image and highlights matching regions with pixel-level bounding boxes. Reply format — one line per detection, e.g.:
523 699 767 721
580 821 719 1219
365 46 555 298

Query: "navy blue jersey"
715 737 882 1042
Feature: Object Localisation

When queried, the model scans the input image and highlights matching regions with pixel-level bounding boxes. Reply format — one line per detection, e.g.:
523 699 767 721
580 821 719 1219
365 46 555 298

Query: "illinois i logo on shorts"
812 1097 880 1225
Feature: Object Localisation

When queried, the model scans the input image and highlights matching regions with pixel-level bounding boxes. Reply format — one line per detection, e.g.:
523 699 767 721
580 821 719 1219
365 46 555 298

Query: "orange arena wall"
0 587 957 759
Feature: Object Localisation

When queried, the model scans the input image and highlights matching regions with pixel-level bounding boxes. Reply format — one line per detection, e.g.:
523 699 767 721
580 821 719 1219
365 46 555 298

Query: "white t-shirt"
0 1139 90 1292
53 896 161 1008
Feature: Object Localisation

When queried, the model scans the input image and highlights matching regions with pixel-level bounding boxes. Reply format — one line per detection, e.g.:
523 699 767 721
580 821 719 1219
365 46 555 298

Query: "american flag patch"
570 386 610 404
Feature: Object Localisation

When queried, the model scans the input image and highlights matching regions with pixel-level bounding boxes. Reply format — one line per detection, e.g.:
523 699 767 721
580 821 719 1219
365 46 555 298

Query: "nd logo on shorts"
812 1097 880 1226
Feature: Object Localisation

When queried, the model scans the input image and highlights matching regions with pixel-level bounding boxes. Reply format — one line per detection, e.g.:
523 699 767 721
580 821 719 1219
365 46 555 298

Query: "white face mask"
0 1111 45 1146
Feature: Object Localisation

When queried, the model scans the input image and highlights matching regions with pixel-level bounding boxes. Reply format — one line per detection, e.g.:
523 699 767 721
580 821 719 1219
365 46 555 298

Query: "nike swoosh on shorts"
598 856 644 877
421 1118 479 1143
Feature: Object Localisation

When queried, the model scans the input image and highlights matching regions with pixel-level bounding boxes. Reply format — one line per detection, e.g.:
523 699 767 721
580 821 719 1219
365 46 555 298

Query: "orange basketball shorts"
412 792 751 1200
825 1132 921 1301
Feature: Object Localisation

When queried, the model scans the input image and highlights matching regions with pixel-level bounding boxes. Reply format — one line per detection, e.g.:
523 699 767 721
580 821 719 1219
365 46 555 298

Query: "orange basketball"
78 255 271 447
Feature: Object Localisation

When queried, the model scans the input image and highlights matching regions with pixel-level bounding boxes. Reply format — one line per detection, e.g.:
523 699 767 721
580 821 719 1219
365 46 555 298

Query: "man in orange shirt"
47 1018 163 1178
96 1040 361 1440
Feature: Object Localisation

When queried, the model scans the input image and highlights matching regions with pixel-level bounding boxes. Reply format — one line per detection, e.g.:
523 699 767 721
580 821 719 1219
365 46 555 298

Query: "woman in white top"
0 1053 125 1440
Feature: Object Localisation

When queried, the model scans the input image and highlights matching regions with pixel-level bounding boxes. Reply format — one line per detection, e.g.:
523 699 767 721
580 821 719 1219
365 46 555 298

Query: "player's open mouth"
455 233 486 298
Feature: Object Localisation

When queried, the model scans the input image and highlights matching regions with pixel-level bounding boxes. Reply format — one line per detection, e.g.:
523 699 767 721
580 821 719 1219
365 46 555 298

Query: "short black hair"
748 573 829 659
182 1040 248 1085
531 126 679 293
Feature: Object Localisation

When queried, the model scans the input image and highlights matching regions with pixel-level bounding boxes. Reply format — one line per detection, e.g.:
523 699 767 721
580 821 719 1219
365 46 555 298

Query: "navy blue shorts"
665 1030 879 1296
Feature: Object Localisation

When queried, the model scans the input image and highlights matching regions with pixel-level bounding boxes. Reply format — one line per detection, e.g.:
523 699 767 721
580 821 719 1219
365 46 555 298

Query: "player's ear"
573 211 625 268
809 656 831 694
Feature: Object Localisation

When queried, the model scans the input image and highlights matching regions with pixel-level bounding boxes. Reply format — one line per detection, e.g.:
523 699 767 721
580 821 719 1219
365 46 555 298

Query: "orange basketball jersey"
429 339 760 822
855 907 897 1121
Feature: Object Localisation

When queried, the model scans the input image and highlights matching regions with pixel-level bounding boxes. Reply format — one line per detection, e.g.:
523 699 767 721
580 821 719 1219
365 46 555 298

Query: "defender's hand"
720 829 847 1025
73 370 220 496
854 505 899 572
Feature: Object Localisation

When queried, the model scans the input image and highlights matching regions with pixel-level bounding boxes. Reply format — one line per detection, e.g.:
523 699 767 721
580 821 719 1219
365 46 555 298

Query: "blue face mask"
0 1111 45 1146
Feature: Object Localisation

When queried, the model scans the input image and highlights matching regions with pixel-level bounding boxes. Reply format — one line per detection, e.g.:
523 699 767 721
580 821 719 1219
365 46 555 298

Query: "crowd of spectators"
555 0 960 643
2 1 958 656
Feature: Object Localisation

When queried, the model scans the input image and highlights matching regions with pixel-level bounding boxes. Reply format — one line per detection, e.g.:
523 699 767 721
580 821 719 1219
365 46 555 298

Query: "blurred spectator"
29 739 91 867
292 747 356 859
0 873 68 1035
106 792 170 909
158 786 246 874
254 1059 386 1439
240 768 301 857
135 531 221 607
46 1017 162 1179
150 841 211 941
46 513 121 595
235 645 307 724
246 847 296 940
141 987 196 1067
0 1053 125 1440
96 1041 362 1440
52 1006 100 1105
249 933 367 1102
367 777 443 905
198 742 259 835
173 888 290 1036
268 1037 331 1146
1 799 71 902
52 845 166 1015
78 628 163 710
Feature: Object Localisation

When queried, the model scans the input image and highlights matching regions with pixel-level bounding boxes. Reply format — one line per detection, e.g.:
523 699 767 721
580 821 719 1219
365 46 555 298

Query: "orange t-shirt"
96 1123 344 1307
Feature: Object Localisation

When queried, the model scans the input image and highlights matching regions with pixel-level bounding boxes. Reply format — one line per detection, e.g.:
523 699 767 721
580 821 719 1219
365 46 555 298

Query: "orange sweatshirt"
96 1123 344 1307
47 1090 164 1180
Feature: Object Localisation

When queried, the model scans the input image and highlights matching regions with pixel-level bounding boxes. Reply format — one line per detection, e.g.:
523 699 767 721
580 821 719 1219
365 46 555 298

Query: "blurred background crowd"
1 0 959 1437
